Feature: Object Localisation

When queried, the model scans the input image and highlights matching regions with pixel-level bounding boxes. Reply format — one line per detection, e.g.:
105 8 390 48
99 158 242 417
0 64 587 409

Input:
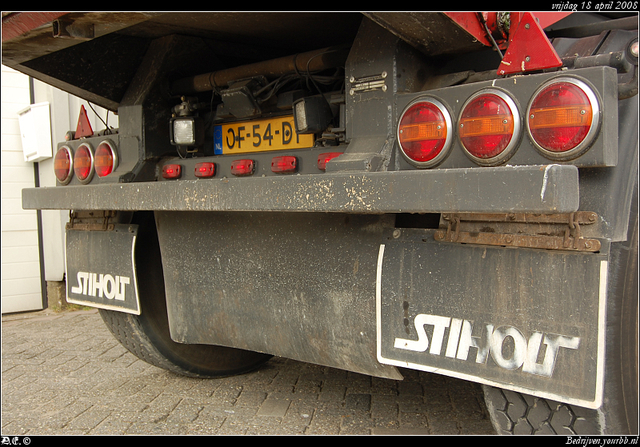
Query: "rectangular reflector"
317 152 342 171
194 162 216 178
271 156 297 173
162 164 182 179
230 159 255 176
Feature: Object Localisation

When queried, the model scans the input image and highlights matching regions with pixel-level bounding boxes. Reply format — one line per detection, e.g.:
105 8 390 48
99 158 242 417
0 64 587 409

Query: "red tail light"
231 159 255 176
398 98 452 167
271 156 297 174
74 143 94 183
54 146 73 184
194 162 216 178
317 152 342 171
527 77 600 159
95 140 117 178
459 90 520 166
162 164 182 179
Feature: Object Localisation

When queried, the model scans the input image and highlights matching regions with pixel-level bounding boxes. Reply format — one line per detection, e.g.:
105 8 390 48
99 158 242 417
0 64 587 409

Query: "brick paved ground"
1 309 496 435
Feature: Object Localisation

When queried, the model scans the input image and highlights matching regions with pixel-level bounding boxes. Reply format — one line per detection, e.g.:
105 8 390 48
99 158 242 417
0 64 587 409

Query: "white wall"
1 65 118 314
1 65 43 313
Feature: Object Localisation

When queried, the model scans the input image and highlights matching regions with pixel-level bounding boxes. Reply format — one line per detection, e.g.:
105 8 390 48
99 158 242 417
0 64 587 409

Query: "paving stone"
256 397 290 417
2 309 496 435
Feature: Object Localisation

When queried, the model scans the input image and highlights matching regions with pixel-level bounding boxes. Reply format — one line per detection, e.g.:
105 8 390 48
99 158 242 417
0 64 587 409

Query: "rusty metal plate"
376 234 608 408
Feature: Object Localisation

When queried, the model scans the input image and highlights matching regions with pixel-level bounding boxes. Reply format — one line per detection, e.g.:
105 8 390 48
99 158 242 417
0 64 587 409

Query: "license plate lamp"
170 116 204 147
293 95 333 134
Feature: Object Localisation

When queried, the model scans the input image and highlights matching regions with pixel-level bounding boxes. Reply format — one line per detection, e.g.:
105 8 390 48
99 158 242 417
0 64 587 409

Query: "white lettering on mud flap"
375 243 608 409
393 313 580 377
71 271 130 301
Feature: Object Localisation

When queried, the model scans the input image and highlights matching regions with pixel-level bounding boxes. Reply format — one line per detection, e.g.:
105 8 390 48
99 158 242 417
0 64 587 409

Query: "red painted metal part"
75 105 94 139
2 12 68 42
498 12 563 75
445 12 571 75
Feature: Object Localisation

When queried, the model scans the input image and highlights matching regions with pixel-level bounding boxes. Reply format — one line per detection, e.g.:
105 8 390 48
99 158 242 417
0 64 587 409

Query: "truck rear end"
3 11 637 435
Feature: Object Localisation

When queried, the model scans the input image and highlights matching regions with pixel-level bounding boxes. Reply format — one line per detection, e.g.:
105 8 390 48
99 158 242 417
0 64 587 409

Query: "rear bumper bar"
23 164 578 214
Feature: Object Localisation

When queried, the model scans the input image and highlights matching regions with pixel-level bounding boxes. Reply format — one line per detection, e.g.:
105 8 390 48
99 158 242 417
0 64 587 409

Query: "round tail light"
73 143 94 183
95 140 118 178
527 77 600 160
54 146 73 184
459 90 520 166
398 98 452 168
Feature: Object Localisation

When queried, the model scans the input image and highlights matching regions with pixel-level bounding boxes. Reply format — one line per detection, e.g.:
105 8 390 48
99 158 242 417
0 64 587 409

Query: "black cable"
477 13 504 60
86 101 111 131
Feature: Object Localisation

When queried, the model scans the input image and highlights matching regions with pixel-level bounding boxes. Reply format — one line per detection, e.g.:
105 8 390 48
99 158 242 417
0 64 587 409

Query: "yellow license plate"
213 116 314 155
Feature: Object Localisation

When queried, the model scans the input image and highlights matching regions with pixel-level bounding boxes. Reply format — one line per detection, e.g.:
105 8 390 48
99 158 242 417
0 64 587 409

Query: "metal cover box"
18 102 52 162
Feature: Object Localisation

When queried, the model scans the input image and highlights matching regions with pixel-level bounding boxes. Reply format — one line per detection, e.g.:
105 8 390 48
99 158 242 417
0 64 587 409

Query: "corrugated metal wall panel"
1 64 43 313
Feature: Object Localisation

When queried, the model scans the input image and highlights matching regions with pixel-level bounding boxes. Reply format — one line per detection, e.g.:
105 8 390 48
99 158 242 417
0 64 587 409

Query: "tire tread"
483 386 601 435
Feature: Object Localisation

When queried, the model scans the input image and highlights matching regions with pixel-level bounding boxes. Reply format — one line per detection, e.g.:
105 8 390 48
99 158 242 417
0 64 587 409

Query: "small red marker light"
317 152 342 171
231 159 255 176
271 156 297 173
194 162 216 178
162 164 182 179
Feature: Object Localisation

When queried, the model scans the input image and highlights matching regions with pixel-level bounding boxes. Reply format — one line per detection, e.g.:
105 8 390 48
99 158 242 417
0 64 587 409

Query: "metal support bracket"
66 210 117 231
434 212 601 252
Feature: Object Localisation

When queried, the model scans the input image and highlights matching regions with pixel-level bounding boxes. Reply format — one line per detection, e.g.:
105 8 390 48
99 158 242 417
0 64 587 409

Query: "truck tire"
483 193 638 435
99 211 272 378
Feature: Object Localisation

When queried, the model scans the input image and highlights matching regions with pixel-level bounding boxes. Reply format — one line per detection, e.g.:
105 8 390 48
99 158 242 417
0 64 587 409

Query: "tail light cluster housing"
54 139 118 185
397 72 603 168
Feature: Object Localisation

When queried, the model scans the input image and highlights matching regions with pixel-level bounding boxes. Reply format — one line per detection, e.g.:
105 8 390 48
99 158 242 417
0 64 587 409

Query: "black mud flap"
66 224 141 315
376 233 608 409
